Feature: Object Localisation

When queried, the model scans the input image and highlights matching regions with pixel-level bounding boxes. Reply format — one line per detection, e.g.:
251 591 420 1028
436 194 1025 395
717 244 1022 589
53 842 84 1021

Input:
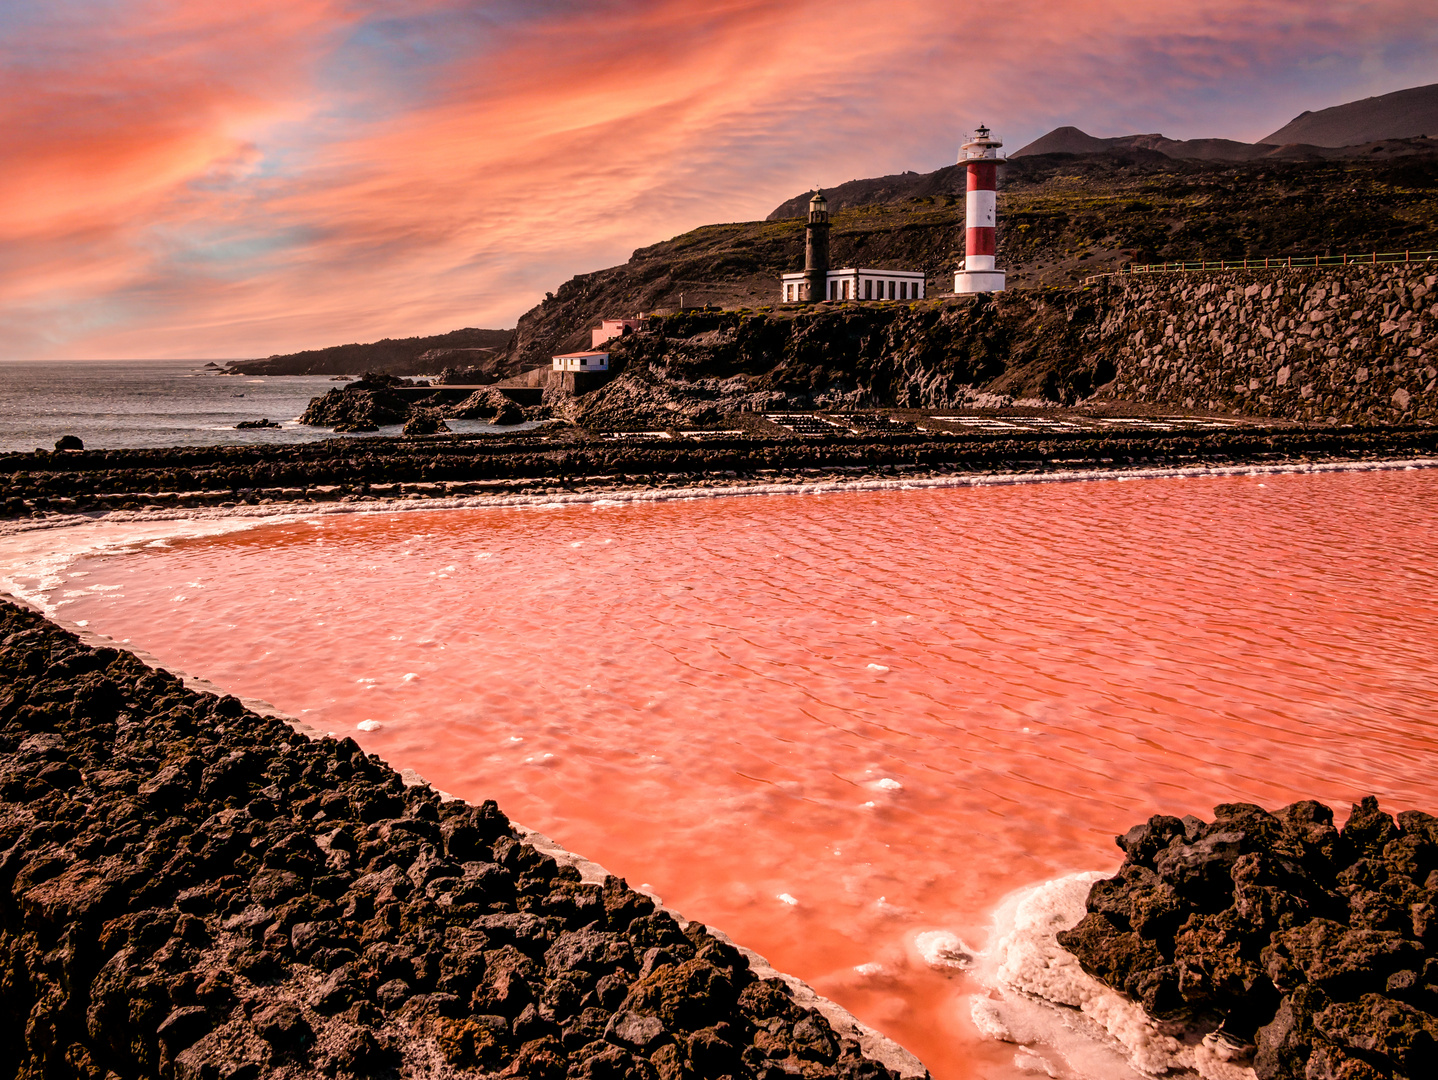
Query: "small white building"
779 268 926 304
553 352 610 372
591 318 642 348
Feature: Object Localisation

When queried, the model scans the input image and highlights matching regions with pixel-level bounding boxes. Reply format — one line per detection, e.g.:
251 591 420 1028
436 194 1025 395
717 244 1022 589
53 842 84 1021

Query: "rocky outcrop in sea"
0 599 913 1080
1059 799 1438 1079
298 374 416 432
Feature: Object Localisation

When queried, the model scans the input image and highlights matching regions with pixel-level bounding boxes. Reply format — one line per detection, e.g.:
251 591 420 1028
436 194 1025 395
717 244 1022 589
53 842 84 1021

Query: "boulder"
1064 798 1438 1079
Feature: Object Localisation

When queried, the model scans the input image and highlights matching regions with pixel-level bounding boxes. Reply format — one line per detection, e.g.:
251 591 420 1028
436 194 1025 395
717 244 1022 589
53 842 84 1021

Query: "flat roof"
780 267 926 278
553 351 610 358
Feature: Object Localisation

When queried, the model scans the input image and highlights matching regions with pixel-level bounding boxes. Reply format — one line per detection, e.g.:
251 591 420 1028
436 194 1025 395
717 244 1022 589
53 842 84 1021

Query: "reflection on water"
46 469 1438 1080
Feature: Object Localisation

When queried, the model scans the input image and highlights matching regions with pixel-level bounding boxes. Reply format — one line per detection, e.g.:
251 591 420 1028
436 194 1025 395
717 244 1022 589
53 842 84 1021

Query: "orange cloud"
2 0 1435 359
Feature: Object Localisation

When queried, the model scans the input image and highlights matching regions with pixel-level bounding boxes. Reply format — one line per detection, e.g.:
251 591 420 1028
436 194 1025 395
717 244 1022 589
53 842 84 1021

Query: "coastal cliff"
228 329 514 378
553 263 1434 425
505 148 1438 373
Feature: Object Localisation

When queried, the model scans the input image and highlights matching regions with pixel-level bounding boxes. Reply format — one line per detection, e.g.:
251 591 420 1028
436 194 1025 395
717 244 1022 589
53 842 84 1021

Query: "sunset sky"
4 1 1436 361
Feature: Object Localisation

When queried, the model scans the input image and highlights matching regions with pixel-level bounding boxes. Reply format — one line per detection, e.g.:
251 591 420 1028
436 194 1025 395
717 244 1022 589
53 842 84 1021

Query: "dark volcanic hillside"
230 328 515 377
505 148 1438 371
1263 81 1438 147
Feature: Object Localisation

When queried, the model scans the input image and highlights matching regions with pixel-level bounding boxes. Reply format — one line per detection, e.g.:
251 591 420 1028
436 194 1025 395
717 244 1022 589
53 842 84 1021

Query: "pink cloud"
2 0 1435 359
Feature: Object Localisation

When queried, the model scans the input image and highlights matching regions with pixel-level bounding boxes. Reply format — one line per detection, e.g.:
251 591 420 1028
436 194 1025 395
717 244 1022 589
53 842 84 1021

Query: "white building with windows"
552 352 610 372
779 268 926 304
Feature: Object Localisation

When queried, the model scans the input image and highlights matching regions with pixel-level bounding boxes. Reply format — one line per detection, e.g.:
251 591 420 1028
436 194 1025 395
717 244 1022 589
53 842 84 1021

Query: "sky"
3 0 1436 361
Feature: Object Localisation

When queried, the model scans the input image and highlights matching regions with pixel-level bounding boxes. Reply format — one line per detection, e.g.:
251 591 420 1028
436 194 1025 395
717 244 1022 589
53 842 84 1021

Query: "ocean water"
0 358 516 453
6 468 1438 1079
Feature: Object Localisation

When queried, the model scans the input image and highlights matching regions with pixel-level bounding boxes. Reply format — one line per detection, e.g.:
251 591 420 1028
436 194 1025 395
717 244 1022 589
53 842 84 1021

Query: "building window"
863 279 871 300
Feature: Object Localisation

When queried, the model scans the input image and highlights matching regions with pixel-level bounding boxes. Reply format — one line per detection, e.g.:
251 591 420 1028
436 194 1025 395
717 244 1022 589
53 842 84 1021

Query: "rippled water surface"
34 469 1438 1079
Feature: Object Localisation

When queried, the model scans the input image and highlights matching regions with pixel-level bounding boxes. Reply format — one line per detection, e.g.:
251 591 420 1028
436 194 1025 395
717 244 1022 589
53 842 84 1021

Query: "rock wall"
1095 264 1438 422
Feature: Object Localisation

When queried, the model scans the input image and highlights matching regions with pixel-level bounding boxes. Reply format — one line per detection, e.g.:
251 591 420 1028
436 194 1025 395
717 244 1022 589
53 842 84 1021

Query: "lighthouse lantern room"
954 126 1006 294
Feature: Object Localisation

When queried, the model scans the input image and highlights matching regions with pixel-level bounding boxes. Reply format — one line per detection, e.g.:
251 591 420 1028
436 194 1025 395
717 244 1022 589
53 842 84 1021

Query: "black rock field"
6 424 1438 520
1059 799 1438 1079
0 599 904 1080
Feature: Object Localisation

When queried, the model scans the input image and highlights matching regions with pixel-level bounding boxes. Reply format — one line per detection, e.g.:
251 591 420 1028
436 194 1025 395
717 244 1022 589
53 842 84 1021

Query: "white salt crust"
913 930 972 971
961 872 1256 1080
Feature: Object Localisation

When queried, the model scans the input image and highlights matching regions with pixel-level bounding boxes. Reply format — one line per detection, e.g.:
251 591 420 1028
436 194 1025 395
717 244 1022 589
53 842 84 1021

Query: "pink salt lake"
36 468 1438 1080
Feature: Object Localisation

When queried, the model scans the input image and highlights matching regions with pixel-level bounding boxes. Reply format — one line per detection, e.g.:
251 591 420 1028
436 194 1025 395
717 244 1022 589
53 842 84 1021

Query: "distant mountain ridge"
1011 128 1281 161
1263 83 1438 146
1009 81 1438 163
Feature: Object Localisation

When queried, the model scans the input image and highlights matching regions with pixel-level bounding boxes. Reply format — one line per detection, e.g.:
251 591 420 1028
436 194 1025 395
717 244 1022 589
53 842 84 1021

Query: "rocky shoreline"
0 599 921 1080
1059 799 1438 1079
4 424 1438 521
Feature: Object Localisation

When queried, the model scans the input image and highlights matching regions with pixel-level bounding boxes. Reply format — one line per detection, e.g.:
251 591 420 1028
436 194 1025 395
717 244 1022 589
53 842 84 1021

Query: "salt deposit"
969 873 1257 1080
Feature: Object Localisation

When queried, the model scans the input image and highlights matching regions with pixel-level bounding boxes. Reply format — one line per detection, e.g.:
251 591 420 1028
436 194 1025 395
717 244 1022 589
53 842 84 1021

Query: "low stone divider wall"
7 427 1438 520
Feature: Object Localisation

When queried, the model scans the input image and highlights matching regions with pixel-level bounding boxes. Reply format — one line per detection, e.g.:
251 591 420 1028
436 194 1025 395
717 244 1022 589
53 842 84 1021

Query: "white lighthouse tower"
954 126 1006 294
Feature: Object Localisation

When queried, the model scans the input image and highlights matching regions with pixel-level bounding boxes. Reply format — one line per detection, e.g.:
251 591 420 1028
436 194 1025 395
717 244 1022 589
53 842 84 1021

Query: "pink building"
592 318 642 348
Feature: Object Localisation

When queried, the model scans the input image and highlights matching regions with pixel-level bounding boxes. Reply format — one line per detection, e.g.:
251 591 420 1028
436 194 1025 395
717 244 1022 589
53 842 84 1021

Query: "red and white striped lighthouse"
955 125 1006 294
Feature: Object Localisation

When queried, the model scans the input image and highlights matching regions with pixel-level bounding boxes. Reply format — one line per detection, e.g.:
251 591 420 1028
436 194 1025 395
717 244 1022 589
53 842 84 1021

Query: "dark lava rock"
0 599 907 1080
401 410 450 437
300 372 412 430
235 419 281 429
451 386 524 425
54 434 84 451
3 417 1437 522
1059 797 1438 1079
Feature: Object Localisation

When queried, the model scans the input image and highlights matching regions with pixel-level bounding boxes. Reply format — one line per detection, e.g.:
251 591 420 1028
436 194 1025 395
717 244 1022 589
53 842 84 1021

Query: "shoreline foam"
965 874 1255 1080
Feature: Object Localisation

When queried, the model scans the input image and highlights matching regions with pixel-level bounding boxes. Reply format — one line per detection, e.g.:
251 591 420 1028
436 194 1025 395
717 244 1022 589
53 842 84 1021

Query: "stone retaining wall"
1094 265 1438 423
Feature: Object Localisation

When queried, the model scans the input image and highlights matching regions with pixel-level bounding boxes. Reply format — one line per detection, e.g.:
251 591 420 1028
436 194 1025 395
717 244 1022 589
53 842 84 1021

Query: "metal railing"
1085 249 1438 283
